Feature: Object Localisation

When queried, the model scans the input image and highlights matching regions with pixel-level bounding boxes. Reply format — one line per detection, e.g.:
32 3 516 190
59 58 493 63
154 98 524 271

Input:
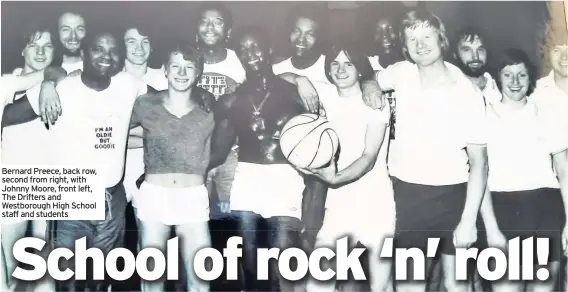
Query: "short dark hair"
452 26 491 55
399 8 449 62
123 21 153 44
285 4 328 45
22 19 57 48
324 41 374 84
234 26 271 50
84 31 126 67
495 48 537 96
162 42 205 77
195 2 234 30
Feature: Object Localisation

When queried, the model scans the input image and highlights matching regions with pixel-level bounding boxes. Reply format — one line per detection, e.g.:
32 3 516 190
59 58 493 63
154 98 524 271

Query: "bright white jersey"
368 55 384 71
314 83 392 207
198 49 246 100
141 67 168 91
62 60 84 74
377 61 487 185
273 54 331 85
486 99 568 191
2 84 51 165
28 72 147 187
480 72 501 104
532 71 568 135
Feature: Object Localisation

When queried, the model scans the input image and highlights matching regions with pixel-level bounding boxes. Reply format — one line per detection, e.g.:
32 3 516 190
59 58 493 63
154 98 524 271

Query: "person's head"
83 31 123 79
359 2 405 56
548 35 568 78
57 12 86 57
195 3 233 48
453 27 490 78
235 26 273 74
400 8 449 67
495 49 537 102
124 25 152 66
286 4 327 57
21 22 56 73
324 42 374 90
163 43 204 92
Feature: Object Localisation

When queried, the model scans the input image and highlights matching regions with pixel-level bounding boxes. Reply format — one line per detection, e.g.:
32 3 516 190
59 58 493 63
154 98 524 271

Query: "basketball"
279 113 339 169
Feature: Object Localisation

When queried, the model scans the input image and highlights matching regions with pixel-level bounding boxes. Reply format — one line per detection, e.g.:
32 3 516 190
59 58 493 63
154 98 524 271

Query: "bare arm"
328 116 388 186
208 95 238 170
462 145 489 224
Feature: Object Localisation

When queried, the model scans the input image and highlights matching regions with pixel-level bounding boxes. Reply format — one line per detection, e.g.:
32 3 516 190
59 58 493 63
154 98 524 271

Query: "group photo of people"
0 1 567 292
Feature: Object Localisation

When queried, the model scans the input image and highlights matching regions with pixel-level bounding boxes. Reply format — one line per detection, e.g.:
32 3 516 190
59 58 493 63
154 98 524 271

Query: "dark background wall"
1 1 550 75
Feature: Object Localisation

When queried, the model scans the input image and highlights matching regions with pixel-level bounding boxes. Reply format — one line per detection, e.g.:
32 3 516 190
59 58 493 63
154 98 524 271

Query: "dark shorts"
54 184 127 268
392 177 467 255
492 188 566 262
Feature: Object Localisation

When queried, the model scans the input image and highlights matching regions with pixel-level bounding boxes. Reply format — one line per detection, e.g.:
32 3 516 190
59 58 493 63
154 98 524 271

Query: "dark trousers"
54 184 127 292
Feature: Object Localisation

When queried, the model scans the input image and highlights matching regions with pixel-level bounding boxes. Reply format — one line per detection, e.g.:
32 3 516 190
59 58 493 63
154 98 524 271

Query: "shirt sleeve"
375 61 404 91
461 81 488 146
366 101 391 125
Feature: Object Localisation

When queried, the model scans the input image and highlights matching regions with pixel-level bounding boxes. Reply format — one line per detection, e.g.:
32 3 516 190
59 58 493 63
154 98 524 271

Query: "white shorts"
134 182 210 225
318 175 396 248
230 162 304 219
124 148 144 204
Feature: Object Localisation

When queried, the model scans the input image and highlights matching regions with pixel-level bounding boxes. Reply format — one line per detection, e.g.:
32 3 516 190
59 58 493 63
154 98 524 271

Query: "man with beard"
5 30 147 291
56 11 87 73
211 26 317 292
453 27 501 103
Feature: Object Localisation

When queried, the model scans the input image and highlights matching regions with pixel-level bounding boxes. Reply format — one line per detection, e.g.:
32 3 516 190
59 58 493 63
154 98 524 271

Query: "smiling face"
198 9 227 47
456 35 488 78
375 18 398 55
124 28 150 65
329 50 359 90
84 33 121 79
290 17 318 57
404 24 443 66
550 44 568 78
238 33 270 73
499 63 530 102
58 12 86 56
23 31 55 72
166 52 200 92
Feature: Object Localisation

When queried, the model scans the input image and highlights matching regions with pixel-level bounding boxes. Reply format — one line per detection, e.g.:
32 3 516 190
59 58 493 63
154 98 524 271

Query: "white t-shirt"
368 55 384 71
2 85 51 165
377 61 487 185
486 99 567 191
29 72 147 188
62 60 84 74
197 49 246 99
480 72 501 104
532 71 568 134
273 54 331 85
142 67 168 91
314 83 392 207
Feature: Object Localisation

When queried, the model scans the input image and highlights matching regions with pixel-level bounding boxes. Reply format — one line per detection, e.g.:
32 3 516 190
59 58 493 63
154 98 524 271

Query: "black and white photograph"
1 1 568 292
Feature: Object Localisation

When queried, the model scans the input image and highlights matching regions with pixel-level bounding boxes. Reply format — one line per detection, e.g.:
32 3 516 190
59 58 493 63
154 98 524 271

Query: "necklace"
249 91 271 134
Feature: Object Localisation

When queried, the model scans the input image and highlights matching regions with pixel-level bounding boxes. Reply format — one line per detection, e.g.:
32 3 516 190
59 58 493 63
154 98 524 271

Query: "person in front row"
301 43 395 292
211 26 325 292
129 43 215 292
375 8 488 292
480 49 568 292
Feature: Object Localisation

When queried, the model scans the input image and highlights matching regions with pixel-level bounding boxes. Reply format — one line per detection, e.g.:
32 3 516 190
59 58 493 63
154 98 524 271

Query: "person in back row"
452 26 501 103
211 26 322 292
56 11 87 73
129 43 215 292
302 43 395 292
480 49 568 292
375 9 488 292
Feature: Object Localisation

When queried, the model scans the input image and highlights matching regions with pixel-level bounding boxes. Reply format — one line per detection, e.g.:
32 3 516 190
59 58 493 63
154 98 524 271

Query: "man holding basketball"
211 26 321 292
373 9 488 292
